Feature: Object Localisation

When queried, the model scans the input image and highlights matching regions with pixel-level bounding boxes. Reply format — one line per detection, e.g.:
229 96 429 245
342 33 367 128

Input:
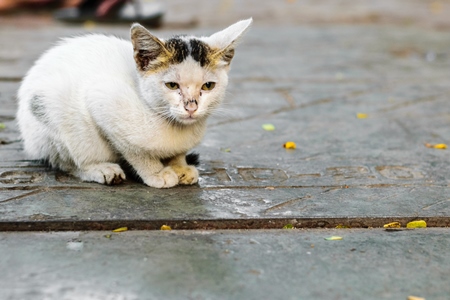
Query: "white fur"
203 18 253 50
17 19 252 187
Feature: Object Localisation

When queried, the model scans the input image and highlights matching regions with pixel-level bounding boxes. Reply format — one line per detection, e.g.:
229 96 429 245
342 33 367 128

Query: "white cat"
17 19 252 188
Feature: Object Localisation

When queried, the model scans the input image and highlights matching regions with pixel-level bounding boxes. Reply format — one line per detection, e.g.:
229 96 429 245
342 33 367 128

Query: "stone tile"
0 16 449 231
1 229 449 299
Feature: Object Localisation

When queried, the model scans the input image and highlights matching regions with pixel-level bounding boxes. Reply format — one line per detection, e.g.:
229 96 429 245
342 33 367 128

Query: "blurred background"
0 0 449 29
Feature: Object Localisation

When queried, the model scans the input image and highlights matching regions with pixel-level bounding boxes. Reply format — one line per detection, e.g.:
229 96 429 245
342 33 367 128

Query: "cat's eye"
201 82 216 91
165 82 179 90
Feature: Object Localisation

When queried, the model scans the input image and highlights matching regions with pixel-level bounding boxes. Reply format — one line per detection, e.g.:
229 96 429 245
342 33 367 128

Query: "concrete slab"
1 22 449 230
1 2 449 299
1 229 449 300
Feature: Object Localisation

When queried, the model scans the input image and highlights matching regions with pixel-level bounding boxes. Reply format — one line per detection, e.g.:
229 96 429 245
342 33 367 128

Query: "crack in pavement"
210 97 333 128
422 198 450 210
377 92 450 113
1 216 449 231
264 194 313 213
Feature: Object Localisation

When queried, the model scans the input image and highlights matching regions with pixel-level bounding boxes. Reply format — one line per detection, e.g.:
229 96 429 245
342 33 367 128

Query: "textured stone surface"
1 229 449 300
1 2 450 299
1 23 449 229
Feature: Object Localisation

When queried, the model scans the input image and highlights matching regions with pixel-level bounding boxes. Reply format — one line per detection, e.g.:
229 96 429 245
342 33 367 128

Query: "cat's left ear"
205 18 253 66
130 23 168 72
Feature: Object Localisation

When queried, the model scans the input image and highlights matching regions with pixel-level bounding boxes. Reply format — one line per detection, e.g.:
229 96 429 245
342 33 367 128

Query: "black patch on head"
163 37 211 67
166 37 189 64
189 39 210 67
29 95 47 123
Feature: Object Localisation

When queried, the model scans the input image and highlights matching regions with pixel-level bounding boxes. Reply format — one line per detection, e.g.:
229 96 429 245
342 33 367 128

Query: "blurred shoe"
54 0 164 27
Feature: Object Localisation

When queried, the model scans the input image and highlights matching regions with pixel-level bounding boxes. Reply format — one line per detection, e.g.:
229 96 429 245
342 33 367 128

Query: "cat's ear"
205 18 252 66
130 23 167 72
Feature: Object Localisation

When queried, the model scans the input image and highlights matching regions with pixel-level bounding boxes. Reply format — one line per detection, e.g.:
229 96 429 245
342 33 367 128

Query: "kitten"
17 19 252 188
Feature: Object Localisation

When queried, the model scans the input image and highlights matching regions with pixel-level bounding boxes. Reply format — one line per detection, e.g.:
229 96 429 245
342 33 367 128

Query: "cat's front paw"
77 163 126 185
171 165 199 185
142 166 178 188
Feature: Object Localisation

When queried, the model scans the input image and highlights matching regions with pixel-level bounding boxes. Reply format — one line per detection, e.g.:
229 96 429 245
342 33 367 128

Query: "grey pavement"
2 229 450 300
1 0 450 299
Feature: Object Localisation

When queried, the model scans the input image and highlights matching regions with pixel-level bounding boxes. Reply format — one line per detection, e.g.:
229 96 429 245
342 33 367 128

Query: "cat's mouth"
178 115 198 125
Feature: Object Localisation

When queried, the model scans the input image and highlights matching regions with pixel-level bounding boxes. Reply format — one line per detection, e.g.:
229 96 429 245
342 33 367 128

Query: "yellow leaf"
335 72 345 80
325 236 343 241
433 143 447 149
112 227 128 232
335 224 351 229
356 113 368 119
160 225 172 230
408 296 426 300
283 224 294 229
283 141 296 149
406 220 427 228
83 20 96 30
425 143 447 149
383 222 401 228
262 124 275 131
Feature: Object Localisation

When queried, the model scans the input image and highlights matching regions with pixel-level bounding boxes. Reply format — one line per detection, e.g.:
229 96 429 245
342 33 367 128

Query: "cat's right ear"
205 18 253 67
130 23 167 72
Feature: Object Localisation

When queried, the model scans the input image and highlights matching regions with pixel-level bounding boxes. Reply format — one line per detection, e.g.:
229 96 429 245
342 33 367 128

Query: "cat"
17 18 252 188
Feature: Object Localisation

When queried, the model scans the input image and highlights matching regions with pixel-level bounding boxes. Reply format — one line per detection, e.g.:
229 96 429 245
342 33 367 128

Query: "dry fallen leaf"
425 143 447 149
335 224 351 229
356 113 368 119
433 143 447 149
406 220 427 228
112 227 128 232
262 123 275 131
83 20 96 30
325 236 343 241
335 72 345 80
408 296 426 300
383 222 401 228
160 225 172 230
283 141 296 149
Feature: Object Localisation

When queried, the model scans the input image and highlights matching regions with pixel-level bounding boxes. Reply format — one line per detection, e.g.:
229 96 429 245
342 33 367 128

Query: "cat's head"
130 19 252 126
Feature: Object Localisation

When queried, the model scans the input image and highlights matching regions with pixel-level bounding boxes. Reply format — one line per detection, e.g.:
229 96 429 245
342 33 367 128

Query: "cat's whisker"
210 107 237 118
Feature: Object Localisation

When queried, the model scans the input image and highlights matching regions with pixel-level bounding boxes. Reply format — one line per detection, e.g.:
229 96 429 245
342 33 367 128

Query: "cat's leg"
166 154 199 185
124 152 178 188
75 163 126 185
17 92 125 185
65 139 126 185
54 116 126 185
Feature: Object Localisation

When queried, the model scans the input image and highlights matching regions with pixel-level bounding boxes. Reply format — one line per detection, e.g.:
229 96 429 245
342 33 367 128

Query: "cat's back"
21 34 135 90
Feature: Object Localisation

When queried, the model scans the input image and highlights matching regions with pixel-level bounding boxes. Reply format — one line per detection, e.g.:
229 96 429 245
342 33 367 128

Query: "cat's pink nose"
184 99 198 115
